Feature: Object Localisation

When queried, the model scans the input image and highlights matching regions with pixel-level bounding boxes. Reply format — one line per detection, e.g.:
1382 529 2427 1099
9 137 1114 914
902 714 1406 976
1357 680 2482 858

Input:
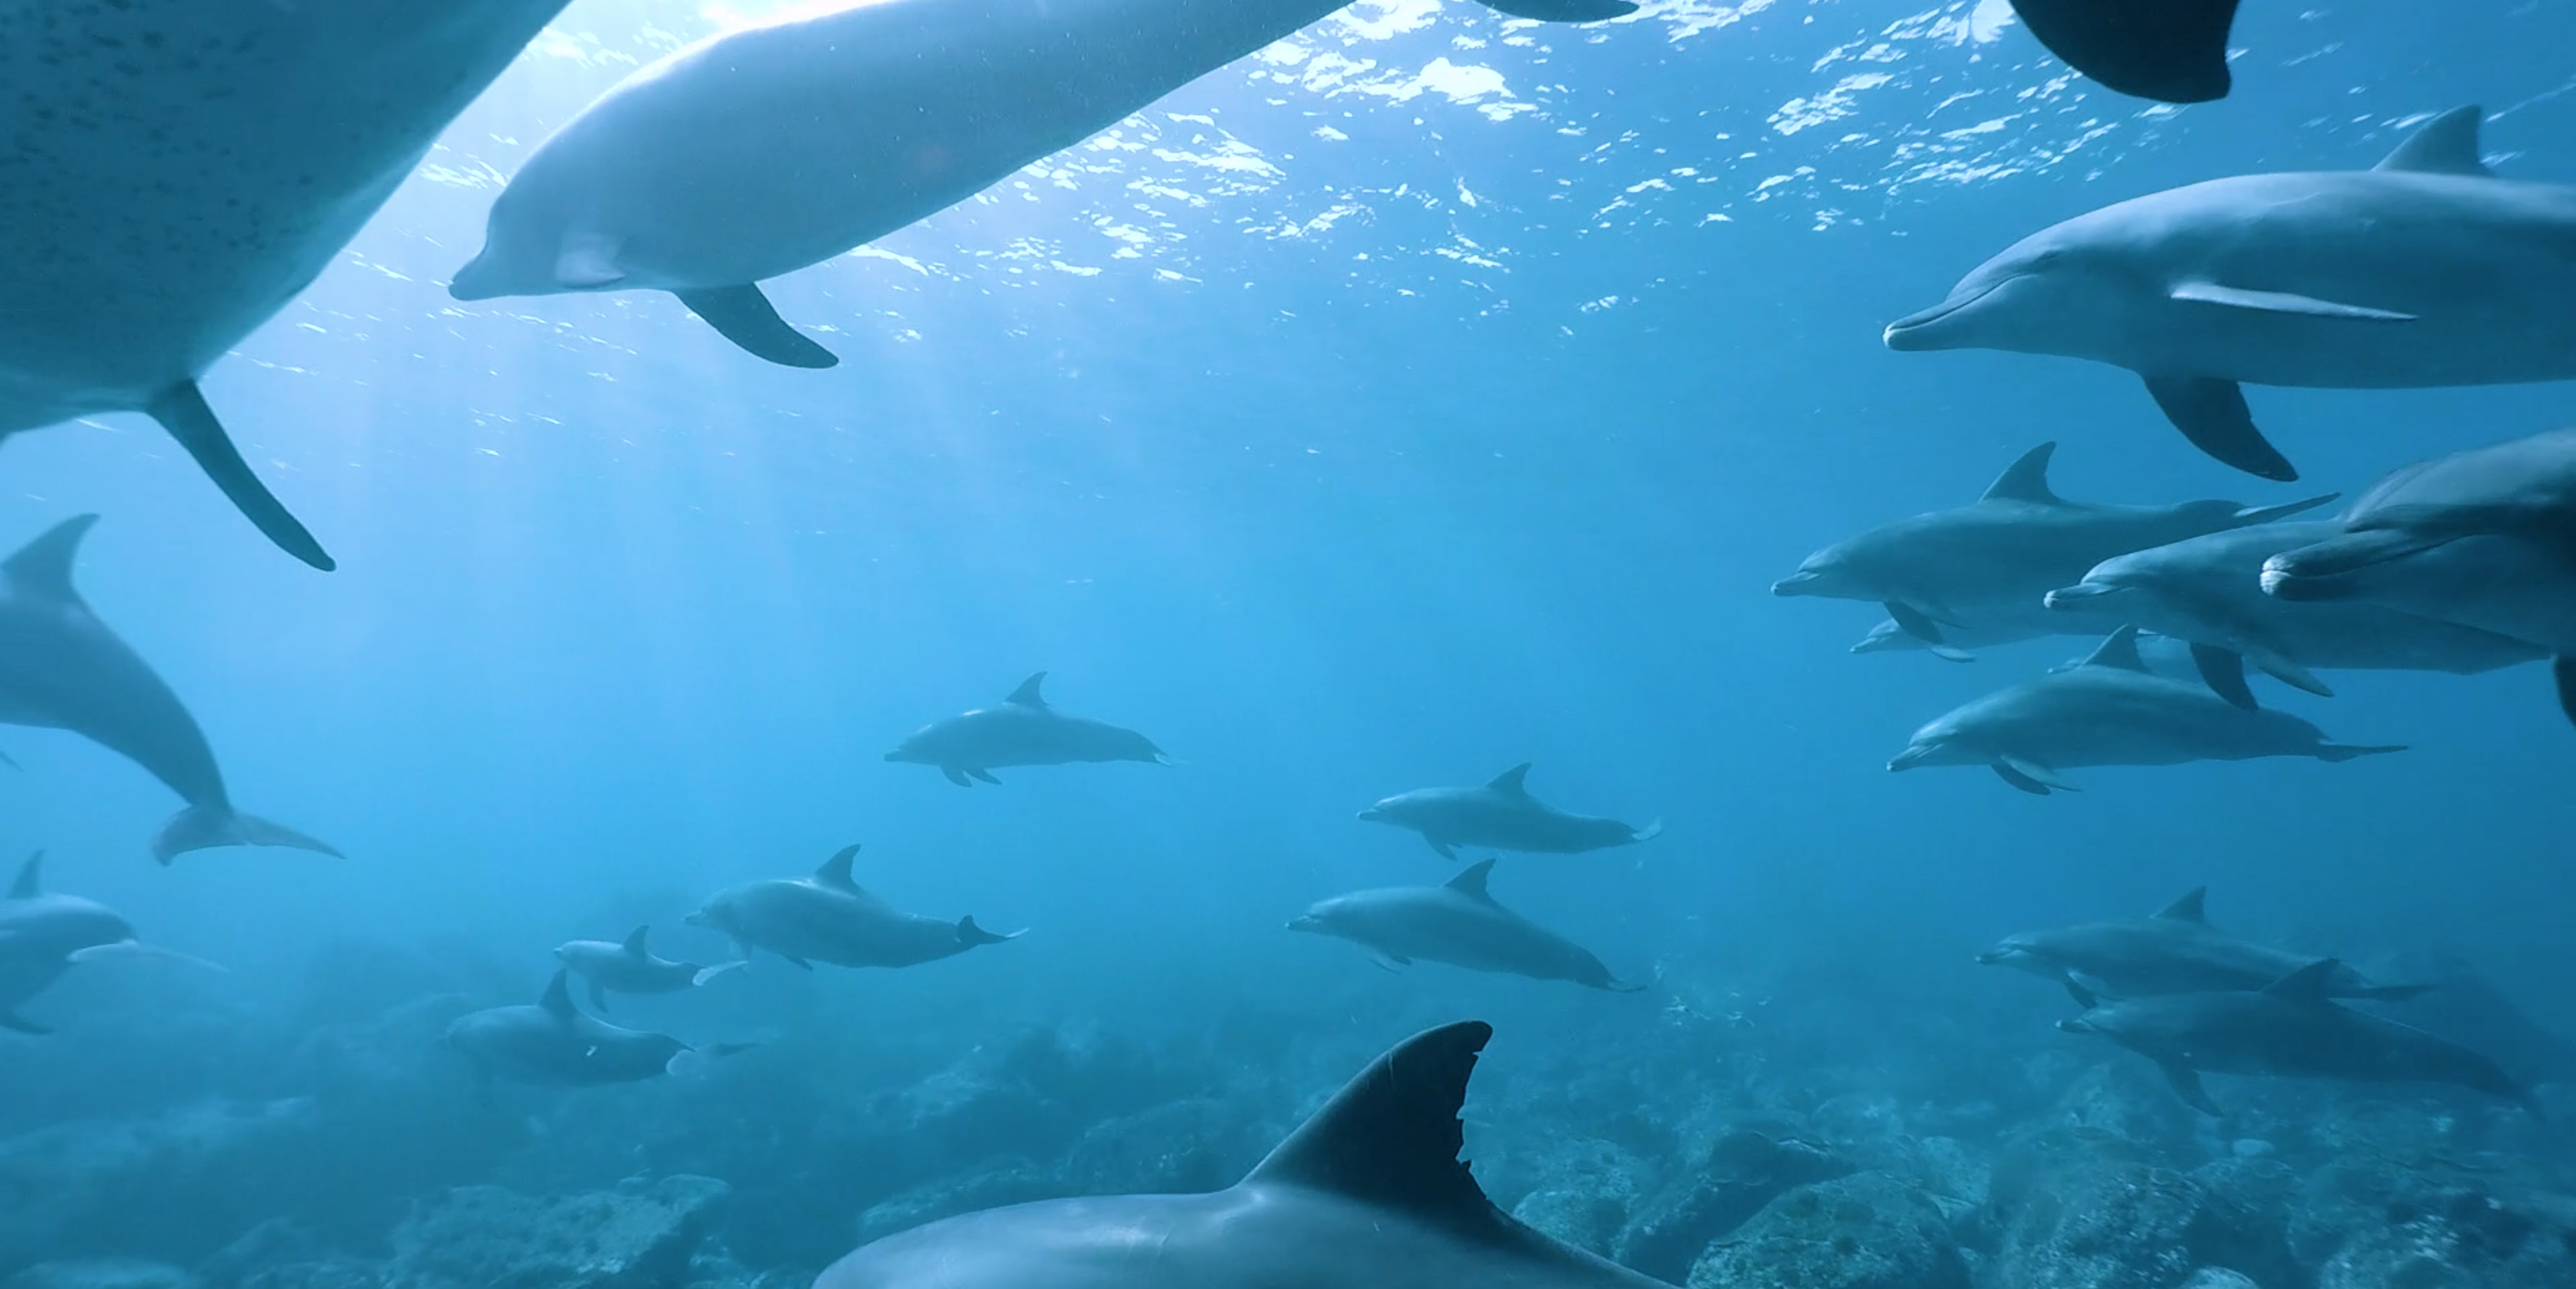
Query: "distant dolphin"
812 1019 1681 1289
448 0 1635 366
1360 764 1662 862
0 517 339 864
1885 108 2576 482
885 672 1168 787
2047 521 2547 708
1290 860 1644 992
1980 886 2434 1008
1888 626 2406 795
553 926 744 1013
1775 442 2330 650
2005 0 2242 104
444 969 747 1094
0 0 577 568
2059 959 2543 1118
686 845 1024 971
0 852 132 1036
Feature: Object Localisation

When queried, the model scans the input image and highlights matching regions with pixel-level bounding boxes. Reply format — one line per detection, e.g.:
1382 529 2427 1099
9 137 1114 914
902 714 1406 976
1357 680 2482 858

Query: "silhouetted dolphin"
1887 109 2576 482
2006 0 2242 104
443 969 748 1093
553 926 744 1013
1888 627 2405 795
0 517 338 863
685 845 1023 971
812 1019 1680 1289
2059 959 2543 1118
0 852 132 1036
1774 443 2329 650
1981 886 2434 1008
1360 764 1662 862
1290 860 1643 992
885 672 1167 787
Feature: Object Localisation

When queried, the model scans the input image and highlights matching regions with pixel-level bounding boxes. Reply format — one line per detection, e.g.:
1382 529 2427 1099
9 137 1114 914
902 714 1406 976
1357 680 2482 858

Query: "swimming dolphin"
0 852 130 1036
553 926 744 1014
2260 426 2576 726
811 1019 1680 1289
2004 0 2241 104
1359 765 1662 862
1774 443 2330 649
2046 521 2547 709
443 969 745 1093
0 517 338 864
1980 886 2434 1008
885 672 1168 787
684 845 1023 971
1886 108 2576 482
448 0 1635 367
1289 860 1644 992
0 0 576 569
1887 627 2406 795
2057 959 2543 1118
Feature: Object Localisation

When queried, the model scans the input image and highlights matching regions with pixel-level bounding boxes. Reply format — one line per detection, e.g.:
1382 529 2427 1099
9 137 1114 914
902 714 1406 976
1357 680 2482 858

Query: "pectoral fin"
781 954 813 971
2557 656 2576 729
586 977 611 1014
1423 835 1460 862
941 766 974 788
2250 651 2333 698
2190 643 2260 711
1366 950 1412 973
674 286 838 369
1885 600 1945 644
968 768 1002 785
2170 281 2417 323
1994 756 2076 795
146 383 335 571
2062 977 2099 1009
2142 375 2298 483
2159 1060 2223 1116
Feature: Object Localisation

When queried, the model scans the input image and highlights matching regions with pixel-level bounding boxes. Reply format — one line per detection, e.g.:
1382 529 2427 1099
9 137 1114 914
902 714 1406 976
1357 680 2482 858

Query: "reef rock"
1687 1171 1967 1289
383 1175 730 1289
1618 1129 1853 1281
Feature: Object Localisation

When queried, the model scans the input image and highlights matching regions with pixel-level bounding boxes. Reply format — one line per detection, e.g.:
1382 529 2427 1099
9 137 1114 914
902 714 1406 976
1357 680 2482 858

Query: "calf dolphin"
553 926 744 1013
1360 764 1662 862
1980 886 2432 1008
685 845 1023 970
0 852 133 1035
2005 0 2241 104
1886 108 2576 482
449 0 1634 366
1888 627 2406 795
0 0 576 568
2058 959 2543 1118
1290 861 1644 992
1774 443 2330 649
812 1019 1680 1289
0 517 338 864
444 969 744 1093
885 672 1168 786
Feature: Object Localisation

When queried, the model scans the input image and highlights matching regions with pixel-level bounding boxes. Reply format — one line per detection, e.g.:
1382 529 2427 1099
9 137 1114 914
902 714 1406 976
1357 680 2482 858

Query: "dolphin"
1359 764 1662 862
1774 442 2331 650
448 0 1635 367
2046 521 2548 709
0 852 135 1036
0 517 338 864
684 845 1024 971
885 672 1168 787
1980 886 2434 1008
0 0 577 569
443 969 746 1093
1289 860 1644 992
1885 108 2576 483
2003 0 2242 104
2057 959 2544 1118
1887 627 2407 795
812 1019 1681 1289
553 926 744 1014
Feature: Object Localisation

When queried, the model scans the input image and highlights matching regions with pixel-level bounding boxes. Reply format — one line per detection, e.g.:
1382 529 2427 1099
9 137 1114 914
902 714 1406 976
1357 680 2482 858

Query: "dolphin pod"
1980 886 2434 1009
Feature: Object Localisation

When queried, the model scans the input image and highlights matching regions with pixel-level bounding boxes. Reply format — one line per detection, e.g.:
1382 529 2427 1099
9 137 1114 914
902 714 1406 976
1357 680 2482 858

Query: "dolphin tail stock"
2313 743 2408 763
672 286 839 369
145 382 336 571
956 915 1025 946
691 961 750 987
152 806 343 865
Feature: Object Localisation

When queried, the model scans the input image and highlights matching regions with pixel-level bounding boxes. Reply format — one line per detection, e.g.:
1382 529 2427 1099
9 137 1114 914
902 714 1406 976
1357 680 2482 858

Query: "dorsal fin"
7 851 40 900
2154 887 2209 922
2374 107 2491 178
1486 764 1533 796
538 969 578 1023
1244 1019 1507 1230
1005 672 1050 708
815 844 861 890
2079 626 2149 672
1445 859 1499 902
2 515 99 604
623 926 651 958
1980 443 2062 504
2263 958 2342 1003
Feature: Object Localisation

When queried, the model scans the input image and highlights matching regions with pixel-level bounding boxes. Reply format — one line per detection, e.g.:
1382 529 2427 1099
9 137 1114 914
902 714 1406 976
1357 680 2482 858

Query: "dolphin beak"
1887 745 1933 772
2042 583 2119 611
2055 1017 2096 1035
1286 916 1320 934
447 253 504 303
1883 277 2009 351
1357 808 1386 822
1771 571 1820 597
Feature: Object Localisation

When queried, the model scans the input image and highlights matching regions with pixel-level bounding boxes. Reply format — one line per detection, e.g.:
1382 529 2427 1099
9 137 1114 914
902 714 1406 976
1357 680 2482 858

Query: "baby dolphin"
685 845 1023 971
1889 627 2406 795
1886 108 2576 482
443 969 744 1093
1290 860 1644 992
1981 886 2434 1008
885 672 1168 787
552 926 744 1013
1360 764 1662 862
2059 959 2543 1118
0 517 338 864
0 852 149 1035
812 1019 1681 1289
1775 442 2330 651
2004 0 2242 104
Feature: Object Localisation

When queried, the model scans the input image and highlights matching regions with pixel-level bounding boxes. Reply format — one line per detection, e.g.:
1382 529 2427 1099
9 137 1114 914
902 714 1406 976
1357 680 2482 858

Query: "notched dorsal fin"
1486 764 1534 796
623 926 651 958
2155 886 2209 923
3 515 99 604
1981 443 2062 504
2079 626 2149 672
1445 859 1499 901
7 851 41 900
1005 672 1050 708
2263 958 2342 1003
2374 106 2491 178
815 844 861 890
539 969 578 1023
1246 1019 1504 1229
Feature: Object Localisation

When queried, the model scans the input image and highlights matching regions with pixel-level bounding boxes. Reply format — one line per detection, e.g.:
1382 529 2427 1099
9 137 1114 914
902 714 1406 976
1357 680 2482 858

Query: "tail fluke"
958 916 1025 947
691 961 750 987
153 806 343 865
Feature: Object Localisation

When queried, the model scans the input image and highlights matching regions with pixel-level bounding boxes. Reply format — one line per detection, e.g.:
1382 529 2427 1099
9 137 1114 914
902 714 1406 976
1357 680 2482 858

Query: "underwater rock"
1614 1128 1853 1281
384 1175 730 1289
1058 1096 1278 1198
2176 1271 2259 1289
1686 1170 1968 1289
2293 1158 2576 1289
2 1261 196 1289
2179 1154 2303 1289
1989 1124 2216 1289
1505 1137 1652 1257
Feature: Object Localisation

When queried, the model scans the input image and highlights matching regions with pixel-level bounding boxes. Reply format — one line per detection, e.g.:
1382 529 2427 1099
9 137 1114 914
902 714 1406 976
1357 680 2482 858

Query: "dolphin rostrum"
1290 860 1644 992
2058 959 2544 1118
443 969 747 1093
885 672 1168 787
0 517 338 864
1774 442 2330 650
2003 0 2242 104
685 845 1023 971
1888 627 2406 795
812 1019 1681 1289
1360 764 1662 862
1980 886 2434 1008
1886 109 2576 482
553 926 744 1013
